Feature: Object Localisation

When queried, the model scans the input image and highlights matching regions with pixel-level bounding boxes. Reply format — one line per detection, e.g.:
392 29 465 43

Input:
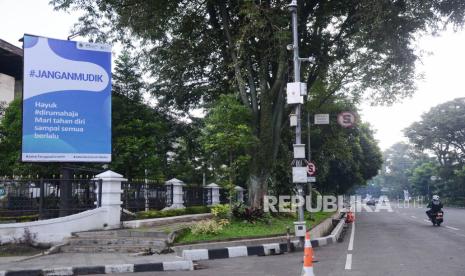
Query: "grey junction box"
293 144 305 159
292 167 307 183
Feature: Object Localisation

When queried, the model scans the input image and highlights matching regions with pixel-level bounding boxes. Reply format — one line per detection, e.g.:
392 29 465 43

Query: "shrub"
211 204 230 219
190 219 229 235
232 203 265 223
12 228 37 246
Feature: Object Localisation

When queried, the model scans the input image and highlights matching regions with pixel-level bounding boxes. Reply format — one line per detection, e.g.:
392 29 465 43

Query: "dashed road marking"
345 254 352 270
348 222 355 251
411 216 417 219
446 226 460 231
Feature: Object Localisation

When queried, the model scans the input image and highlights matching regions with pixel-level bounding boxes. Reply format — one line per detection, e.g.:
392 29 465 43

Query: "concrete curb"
182 214 347 261
0 260 193 276
310 215 346 247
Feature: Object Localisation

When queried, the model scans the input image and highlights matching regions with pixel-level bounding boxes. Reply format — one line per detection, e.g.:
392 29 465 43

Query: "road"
107 205 465 276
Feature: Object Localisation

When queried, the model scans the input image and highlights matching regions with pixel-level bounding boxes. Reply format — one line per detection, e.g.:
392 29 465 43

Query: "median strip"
181 214 347 261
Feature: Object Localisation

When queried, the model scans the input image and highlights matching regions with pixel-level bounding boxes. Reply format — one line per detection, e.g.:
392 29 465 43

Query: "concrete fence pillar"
94 170 126 229
234 186 245 203
164 178 185 209
206 183 220 206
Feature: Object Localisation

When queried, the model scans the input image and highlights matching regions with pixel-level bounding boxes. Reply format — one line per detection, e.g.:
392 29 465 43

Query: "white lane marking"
446 226 460 231
423 219 430 223
348 222 355 251
345 254 352 270
411 216 417 219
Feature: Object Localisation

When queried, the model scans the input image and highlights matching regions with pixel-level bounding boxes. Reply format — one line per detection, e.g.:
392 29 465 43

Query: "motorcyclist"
426 195 443 220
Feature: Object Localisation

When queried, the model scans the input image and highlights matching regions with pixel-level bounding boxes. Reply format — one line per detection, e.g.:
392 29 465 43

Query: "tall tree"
52 0 465 207
0 100 58 177
405 98 465 169
110 50 171 179
409 161 439 197
200 95 258 188
405 97 465 200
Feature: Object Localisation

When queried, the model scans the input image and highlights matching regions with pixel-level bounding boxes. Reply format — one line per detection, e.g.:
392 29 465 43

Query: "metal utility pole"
288 0 315 246
307 111 313 219
289 0 305 246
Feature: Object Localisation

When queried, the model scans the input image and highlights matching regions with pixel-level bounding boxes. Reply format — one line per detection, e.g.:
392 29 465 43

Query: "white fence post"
164 178 185 209
94 170 126 229
234 186 245 203
206 183 220 206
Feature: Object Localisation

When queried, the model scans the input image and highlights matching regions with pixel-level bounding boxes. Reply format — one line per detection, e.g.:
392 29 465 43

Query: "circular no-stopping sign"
307 162 316 176
337 112 356 128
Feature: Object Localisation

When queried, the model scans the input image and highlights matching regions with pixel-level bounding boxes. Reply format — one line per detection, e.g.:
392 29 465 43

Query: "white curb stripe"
262 243 280 255
105 264 134 274
317 238 327 246
330 235 337 243
292 240 300 248
163 261 194 271
227 246 248 258
182 249 209 261
43 267 74 276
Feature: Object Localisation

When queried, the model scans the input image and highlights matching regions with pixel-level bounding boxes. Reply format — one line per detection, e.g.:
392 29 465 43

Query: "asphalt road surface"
105 205 465 276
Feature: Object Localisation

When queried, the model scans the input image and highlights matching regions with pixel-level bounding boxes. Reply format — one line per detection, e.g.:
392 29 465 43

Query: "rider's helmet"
432 195 440 201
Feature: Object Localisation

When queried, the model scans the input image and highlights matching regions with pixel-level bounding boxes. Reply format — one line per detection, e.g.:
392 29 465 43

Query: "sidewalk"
0 252 182 271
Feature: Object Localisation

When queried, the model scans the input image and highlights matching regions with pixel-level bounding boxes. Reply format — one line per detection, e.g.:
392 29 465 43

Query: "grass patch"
0 214 39 223
175 211 334 244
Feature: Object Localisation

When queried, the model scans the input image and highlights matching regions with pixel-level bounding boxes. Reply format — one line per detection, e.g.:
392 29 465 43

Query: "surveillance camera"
286 44 294 51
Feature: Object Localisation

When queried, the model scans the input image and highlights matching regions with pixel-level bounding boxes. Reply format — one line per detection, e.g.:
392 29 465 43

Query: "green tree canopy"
405 97 465 201
405 98 465 168
0 99 59 177
200 94 258 188
52 0 465 206
110 50 172 179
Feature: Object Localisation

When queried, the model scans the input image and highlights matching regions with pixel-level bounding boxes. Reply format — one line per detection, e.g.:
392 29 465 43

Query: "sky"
360 30 465 150
1 0 464 151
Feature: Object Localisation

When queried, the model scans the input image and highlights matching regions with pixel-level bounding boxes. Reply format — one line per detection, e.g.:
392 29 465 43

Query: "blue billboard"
22 35 111 162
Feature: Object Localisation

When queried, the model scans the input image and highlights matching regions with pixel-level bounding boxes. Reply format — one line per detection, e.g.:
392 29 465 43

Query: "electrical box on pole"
289 114 297 126
293 144 306 159
286 82 306 104
292 167 308 183
294 221 306 237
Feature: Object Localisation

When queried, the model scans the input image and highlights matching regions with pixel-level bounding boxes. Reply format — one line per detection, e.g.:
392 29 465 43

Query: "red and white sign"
337 112 356 128
307 162 316 176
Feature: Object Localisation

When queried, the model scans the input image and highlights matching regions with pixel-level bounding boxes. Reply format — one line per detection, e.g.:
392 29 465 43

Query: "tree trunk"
248 173 269 209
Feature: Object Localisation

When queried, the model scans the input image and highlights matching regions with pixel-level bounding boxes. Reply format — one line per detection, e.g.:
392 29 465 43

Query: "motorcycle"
429 210 444 226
